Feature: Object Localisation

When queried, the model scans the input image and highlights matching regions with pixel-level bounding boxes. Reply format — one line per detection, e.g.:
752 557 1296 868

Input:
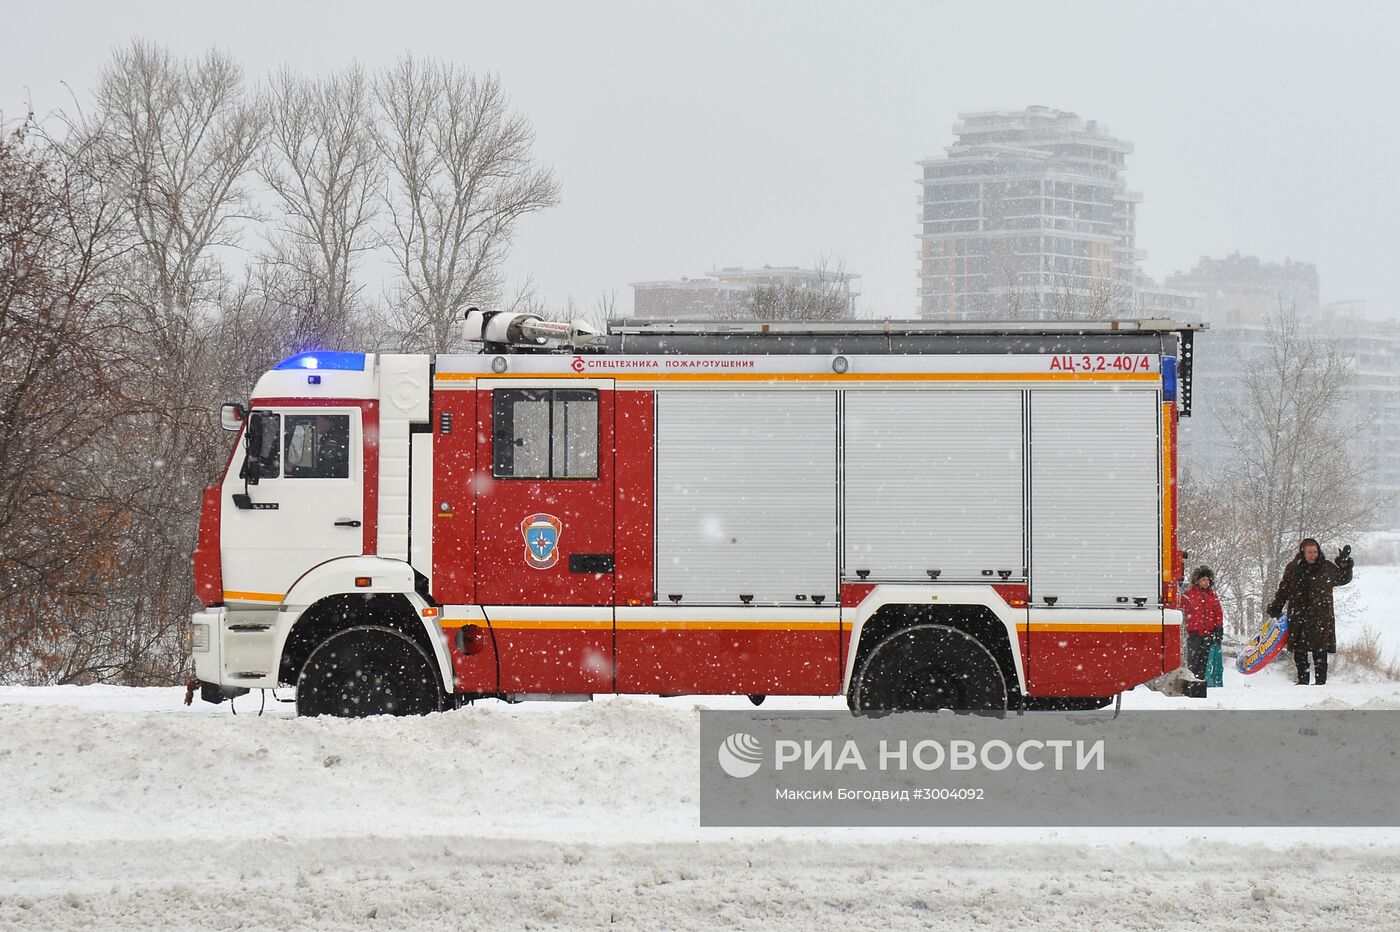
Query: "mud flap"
198 681 251 705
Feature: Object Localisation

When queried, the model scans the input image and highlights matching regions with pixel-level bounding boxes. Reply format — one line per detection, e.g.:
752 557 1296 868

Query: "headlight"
192 623 210 652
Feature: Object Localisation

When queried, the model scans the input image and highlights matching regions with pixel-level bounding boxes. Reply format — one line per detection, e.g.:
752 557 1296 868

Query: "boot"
1314 654 1328 686
1295 658 1310 686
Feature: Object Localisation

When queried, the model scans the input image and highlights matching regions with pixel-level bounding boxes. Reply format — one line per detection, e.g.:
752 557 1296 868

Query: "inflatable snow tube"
1236 614 1289 675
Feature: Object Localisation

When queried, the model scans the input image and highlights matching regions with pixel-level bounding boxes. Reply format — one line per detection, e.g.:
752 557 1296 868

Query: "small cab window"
493 389 598 479
239 412 281 480
283 414 351 479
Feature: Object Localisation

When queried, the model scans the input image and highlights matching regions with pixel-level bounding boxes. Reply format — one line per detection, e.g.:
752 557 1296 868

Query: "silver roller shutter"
1030 390 1160 607
656 391 837 605
843 391 1025 581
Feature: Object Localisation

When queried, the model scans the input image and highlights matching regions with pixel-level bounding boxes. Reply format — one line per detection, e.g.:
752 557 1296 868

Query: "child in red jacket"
1183 565 1224 682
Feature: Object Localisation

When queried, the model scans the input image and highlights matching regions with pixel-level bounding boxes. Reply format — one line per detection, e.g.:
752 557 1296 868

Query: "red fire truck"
190 313 1201 715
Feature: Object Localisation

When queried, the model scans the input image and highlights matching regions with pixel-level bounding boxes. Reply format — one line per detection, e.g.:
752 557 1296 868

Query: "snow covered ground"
4 569 1400 929
1340 561 1400 662
4 687 1400 930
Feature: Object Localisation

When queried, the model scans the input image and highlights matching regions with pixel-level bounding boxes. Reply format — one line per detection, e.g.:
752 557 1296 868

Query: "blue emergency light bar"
273 352 367 372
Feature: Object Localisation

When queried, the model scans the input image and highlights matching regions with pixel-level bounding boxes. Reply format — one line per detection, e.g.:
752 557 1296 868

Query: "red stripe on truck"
193 485 223 607
1026 629 1163 697
430 390 477 605
614 391 655 605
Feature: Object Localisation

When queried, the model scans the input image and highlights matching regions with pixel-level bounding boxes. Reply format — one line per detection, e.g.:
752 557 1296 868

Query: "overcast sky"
4 0 1396 318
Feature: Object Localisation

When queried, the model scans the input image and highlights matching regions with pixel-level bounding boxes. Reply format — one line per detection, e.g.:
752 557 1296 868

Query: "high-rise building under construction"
917 106 1143 319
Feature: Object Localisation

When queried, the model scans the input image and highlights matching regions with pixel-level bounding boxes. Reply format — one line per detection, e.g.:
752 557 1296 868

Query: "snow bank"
4 565 1400 929
4 686 1400 929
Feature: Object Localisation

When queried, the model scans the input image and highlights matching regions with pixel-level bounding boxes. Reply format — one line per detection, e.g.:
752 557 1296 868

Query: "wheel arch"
275 557 452 692
843 600 1023 703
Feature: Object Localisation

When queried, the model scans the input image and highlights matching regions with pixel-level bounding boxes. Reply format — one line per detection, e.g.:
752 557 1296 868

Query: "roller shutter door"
656 391 837 605
1029 390 1160 607
844 391 1024 580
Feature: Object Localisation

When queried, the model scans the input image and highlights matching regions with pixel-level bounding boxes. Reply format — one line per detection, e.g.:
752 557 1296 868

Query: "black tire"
296 625 444 718
849 624 1007 713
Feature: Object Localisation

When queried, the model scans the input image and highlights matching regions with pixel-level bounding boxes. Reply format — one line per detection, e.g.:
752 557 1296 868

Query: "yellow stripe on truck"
1017 623 1163 634
454 619 1162 634
481 620 841 632
617 620 839 631
223 590 284 603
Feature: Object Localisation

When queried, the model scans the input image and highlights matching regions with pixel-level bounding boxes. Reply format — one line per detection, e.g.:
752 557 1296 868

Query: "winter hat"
1293 537 1327 566
1190 565 1215 585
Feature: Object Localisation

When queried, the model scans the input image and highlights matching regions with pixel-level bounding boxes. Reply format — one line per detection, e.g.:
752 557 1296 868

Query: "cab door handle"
335 519 362 528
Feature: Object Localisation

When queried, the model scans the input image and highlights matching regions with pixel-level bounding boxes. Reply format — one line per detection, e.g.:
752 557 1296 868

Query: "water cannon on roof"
463 307 603 350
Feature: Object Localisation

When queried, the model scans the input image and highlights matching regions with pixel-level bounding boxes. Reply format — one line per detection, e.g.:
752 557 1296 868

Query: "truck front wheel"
850 624 1007 713
297 625 444 717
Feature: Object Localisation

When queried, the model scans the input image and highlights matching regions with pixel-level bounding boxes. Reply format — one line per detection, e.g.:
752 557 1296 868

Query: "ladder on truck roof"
609 317 1206 336
464 306 1205 347
460 308 1204 415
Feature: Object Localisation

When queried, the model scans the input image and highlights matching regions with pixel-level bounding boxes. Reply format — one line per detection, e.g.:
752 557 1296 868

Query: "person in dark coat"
1182 566 1224 682
1266 538 1353 685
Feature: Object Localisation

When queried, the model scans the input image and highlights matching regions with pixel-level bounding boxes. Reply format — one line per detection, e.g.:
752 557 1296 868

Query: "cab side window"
283 414 351 479
493 389 598 479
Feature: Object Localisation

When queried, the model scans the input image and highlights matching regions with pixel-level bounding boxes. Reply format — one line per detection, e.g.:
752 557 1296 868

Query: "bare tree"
0 125 132 683
259 64 380 346
1186 305 1382 633
708 257 855 321
997 269 1131 321
1000 267 1032 320
1176 467 1254 633
59 41 267 685
374 57 559 352
2 47 560 685
592 286 620 325
90 40 265 330
1043 272 1131 321
217 262 351 379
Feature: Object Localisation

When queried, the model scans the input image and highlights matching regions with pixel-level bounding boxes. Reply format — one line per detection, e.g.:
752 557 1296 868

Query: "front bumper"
191 606 225 685
191 604 282 691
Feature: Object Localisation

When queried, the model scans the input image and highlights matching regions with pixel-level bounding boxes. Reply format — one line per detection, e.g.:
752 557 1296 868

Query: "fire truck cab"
191 313 1202 715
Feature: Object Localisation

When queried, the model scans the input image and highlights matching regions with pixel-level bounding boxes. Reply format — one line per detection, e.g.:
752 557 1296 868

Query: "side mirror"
243 411 270 486
220 403 246 432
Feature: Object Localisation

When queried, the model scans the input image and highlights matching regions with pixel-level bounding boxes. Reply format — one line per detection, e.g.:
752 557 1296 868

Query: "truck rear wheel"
296 625 444 718
850 624 1007 713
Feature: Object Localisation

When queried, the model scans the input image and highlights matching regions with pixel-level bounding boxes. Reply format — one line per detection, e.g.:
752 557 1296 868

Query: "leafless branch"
373 57 559 352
